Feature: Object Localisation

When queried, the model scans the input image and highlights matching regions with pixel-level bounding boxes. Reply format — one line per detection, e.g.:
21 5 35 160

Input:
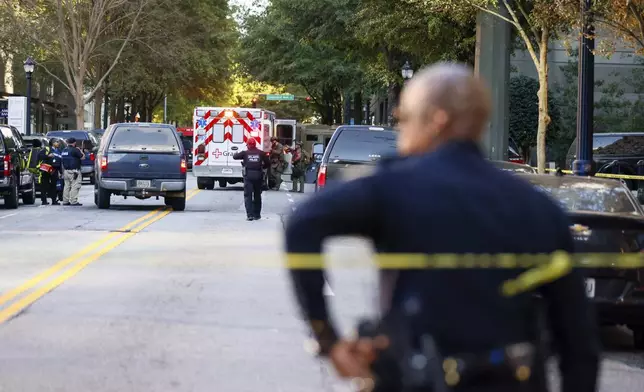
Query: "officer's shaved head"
397 62 491 156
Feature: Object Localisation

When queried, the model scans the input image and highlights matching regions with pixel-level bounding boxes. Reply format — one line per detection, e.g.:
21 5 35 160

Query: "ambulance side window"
276 124 293 147
213 124 224 143
232 124 244 143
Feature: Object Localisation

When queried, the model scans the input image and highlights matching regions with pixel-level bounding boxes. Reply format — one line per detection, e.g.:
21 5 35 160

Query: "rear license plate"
136 180 151 188
222 168 233 174
585 278 595 298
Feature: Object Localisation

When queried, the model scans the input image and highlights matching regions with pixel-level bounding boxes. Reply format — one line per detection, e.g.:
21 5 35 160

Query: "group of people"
31 137 85 206
233 136 310 221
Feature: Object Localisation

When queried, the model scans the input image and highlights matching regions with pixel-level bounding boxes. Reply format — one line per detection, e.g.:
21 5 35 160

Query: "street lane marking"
0 208 174 324
0 213 18 219
0 189 200 313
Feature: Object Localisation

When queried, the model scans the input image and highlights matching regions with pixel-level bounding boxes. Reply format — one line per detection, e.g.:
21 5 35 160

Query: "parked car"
46 130 99 184
0 125 36 208
565 132 644 201
179 134 193 170
519 173 644 349
490 160 537 173
315 126 397 191
22 135 49 149
94 123 188 210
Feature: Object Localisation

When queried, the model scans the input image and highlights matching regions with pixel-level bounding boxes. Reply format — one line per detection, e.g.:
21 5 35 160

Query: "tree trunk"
75 91 85 130
355 92 363 125
536 30 551 174
94 88 104 129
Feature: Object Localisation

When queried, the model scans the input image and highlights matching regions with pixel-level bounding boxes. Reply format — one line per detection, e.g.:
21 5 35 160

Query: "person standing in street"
284 63 599 392
269 137 285 190
50 139 64 202
61 137 84 206
289 141 309 193
233 138 270 221
36 139 59 205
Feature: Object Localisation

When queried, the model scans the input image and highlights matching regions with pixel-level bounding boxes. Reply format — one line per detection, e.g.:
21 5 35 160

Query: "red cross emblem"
213 149 223 158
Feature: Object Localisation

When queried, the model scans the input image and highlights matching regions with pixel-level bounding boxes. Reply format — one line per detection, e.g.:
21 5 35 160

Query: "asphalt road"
0 176 642 391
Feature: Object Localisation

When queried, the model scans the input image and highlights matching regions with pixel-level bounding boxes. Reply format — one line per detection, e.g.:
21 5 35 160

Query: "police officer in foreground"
284 63 599 392
61 137 84 206
233 138 270 221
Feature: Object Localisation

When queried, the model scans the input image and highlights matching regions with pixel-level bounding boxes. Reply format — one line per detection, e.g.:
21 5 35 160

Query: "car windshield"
328 130 397 162
526 177 639 214
108 126 180 152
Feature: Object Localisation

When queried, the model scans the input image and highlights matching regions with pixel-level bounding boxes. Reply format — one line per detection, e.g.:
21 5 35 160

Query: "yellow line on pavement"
0 188 201 323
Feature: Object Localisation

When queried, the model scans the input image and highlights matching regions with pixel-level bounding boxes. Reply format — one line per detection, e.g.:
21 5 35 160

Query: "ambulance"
192 107 275 189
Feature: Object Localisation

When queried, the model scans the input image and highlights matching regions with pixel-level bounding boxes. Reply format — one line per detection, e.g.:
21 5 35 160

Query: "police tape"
285 251 644 297
541 167 644 181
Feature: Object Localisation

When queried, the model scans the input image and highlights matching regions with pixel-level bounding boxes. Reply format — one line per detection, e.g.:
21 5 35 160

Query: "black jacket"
284 140 599 392
233 147 270 180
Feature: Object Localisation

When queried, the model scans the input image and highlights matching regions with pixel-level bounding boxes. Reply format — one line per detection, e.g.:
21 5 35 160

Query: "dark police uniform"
285 141 600 392
37 145 59 204
233 146 270 220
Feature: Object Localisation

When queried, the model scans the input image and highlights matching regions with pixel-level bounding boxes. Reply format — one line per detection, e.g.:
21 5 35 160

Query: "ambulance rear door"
275 119 296 174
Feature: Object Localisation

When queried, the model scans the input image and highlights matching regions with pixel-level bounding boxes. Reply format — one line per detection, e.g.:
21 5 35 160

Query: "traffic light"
252 97 258 108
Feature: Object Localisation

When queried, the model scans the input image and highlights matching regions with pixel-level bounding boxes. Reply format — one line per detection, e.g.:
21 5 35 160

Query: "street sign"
266 94 294 101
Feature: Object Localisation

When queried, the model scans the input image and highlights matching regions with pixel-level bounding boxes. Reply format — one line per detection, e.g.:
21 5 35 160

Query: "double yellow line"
0 189 201 324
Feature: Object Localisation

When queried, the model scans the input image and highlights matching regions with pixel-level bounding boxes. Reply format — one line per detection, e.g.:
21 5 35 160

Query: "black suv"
565 132 644 201
0 125 36 208
315 126 397 191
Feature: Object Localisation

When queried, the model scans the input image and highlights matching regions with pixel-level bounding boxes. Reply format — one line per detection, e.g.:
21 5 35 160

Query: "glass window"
306 134 318 141
108 126 179 152
568 134 644 157
232 124 244 143
328 130 398 162
213 124 224 143
531 181 639 214
1 127 17 149
276 124 294 146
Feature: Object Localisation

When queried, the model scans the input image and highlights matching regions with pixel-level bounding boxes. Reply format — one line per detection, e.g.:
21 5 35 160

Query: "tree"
509 75 561 162
3 0 149 128
593 0 644 54
426 0 576 173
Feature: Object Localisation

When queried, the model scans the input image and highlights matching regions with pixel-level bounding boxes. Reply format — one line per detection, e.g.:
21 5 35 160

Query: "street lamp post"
401 61 414 81
23 57 35 136
573 0 595 176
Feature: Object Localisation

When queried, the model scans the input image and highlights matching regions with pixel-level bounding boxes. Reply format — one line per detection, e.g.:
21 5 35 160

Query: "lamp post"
23 57 35 136
124 101 132 122
401 61 414 81
573 0 595 176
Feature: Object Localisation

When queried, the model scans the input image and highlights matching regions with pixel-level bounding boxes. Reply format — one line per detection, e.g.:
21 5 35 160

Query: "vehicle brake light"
2 155 11 177
180 157 187 173
508 157 525 164
196 144 206 154
89 152 95 161
317 165 327 188
100 156 108 172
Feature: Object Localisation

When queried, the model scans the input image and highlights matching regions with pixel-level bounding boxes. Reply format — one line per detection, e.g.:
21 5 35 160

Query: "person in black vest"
233 138 270 221
284 63 599 392
36 139 59 205
61 137 84 206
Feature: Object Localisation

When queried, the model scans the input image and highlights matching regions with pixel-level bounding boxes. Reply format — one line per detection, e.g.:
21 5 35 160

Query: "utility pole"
573 0 595 176
163 94 167 123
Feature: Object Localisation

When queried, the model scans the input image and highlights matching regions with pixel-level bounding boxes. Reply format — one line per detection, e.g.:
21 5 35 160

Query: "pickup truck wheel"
633 328 644 350
89 174 96 185
218 180 227 188
171 194 186 211
22 175 36 205
164 198 172 206
3 177 19 209
96 185 111 209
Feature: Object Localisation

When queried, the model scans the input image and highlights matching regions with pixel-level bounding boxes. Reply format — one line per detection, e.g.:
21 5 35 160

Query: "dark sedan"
519 174 644 349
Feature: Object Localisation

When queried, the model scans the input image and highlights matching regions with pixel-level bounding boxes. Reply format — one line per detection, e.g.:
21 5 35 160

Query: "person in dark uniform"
36 139 59 205
61 137 84 206
233 138 270 221
284 63 600 392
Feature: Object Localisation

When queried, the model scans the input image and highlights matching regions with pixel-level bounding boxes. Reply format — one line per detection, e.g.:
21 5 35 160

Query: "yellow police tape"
541 167 644 181
285 252 644 297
